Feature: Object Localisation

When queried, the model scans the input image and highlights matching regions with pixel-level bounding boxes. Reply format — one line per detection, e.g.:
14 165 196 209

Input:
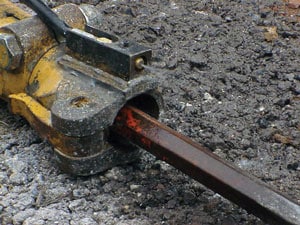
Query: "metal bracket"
66 25 152 81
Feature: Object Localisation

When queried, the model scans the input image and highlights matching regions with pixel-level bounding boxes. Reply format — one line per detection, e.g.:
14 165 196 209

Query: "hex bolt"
0 33 23 70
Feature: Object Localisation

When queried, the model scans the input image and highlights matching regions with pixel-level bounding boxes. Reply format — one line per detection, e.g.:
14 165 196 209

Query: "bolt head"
0 33 22 70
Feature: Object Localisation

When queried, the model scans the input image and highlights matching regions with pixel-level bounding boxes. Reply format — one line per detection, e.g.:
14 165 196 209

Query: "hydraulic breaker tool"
0 0 163 175
0 1 299 224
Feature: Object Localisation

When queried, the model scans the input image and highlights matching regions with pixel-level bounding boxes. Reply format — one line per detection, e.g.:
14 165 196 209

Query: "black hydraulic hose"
21 0 70 37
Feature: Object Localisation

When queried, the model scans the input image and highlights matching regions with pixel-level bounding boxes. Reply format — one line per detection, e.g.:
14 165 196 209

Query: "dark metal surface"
111 105 300 225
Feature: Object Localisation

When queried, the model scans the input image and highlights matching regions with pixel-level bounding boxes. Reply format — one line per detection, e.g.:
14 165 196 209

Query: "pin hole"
70 96 89 108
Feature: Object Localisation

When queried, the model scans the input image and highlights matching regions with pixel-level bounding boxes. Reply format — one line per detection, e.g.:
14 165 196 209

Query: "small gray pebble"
79 217 98 225
13 208 36 225
68 199 87 212
10 172 28 185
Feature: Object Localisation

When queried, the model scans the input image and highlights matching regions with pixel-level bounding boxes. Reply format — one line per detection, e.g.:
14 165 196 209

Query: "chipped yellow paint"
0 1 87 107
97 37 113 43
0 0 52 98
0 44 9 70
29 47 63 108
9 93 51 126
0 17 17 27
1 67 29 99
0 19 58 100
0 0 31 20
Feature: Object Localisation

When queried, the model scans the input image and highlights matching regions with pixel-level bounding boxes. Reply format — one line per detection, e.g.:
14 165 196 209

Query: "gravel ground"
1 0 300 224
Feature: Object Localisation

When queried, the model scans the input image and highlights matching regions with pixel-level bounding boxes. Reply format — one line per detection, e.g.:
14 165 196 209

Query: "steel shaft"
111 105 300 225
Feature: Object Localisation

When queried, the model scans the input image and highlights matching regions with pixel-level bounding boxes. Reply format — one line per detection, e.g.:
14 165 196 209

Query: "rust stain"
116 107 152 149
269 0 300 22
162 156 168 161
121 107 143 133
141 137 152 149
286 0 300 9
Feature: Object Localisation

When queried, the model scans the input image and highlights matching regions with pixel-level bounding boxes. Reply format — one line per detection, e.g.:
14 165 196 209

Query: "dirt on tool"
1 0 300 224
